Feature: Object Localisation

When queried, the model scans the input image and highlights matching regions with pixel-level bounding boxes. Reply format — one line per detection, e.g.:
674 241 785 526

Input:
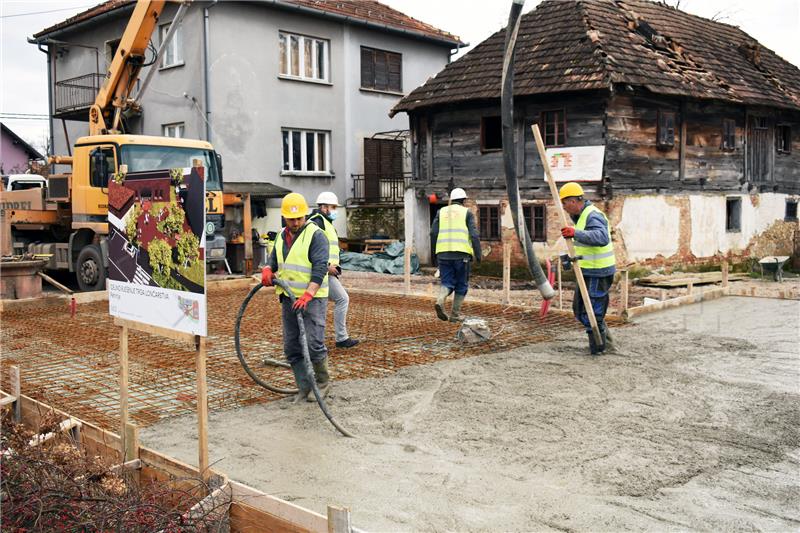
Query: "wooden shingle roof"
393 0 800 115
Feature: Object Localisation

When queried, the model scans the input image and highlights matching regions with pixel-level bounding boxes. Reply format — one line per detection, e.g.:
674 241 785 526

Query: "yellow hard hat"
558 182 584 200
280 192 309 219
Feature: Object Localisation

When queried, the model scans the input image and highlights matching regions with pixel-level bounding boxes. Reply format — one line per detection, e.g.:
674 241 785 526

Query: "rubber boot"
435 286 452 321
449 293 466 322
289 362 312 403
587 330 606 356
307 358 331 402
604 327 616 353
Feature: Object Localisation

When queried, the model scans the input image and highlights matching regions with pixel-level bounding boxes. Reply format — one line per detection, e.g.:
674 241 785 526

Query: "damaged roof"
33 0 462 46
393 0 800 115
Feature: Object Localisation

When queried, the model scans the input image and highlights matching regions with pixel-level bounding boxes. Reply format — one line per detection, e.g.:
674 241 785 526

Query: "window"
162 123 185 138
279 32 329 82
160 21 183 68
722 118 736 150
360 46 402 93
657 110 676 148
786 200 798 221
776 124 792 154
726 197 741 232
104 38 120 67
282 129 330 173
523 204 547 242
481 116 502 152
478 205 500 240
89 147 115 188
540 109 566 147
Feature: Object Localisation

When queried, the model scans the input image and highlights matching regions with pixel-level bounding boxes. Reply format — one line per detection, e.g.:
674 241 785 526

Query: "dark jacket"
267 222 329 286
430 203 481 263
570 200 616 277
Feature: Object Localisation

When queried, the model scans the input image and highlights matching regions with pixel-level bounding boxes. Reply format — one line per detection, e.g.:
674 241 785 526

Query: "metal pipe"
501 0 554 300
203 1 219 142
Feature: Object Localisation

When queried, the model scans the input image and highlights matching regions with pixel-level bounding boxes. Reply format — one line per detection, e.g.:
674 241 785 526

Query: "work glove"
561 226 576 239
261 266 274 287
292 291 314 311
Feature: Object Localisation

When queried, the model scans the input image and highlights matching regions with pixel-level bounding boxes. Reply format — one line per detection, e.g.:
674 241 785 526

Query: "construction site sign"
107 167 207 336
543 145 605 182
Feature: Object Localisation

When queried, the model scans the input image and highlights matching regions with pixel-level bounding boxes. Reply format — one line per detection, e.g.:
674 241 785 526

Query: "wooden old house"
391 0 800 268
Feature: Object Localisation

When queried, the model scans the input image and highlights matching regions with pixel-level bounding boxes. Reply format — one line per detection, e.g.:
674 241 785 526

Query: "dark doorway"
747 116 772 184
364 138 403 202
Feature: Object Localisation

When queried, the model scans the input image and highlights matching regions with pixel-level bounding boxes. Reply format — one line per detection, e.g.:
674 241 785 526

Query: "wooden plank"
196 336 209 483
502 242 511 305
557 256 563 310
243 193 253 276
185 482 231 527
621 269 629 312
120 325 128 460
229 481 328 533
679 99 687 180
124 422 138 462
722 261 729 287
0 395 16 407
109 458 142 474
230 502 310 533
625 287 728 319
29 418 81 447
10 365 20 422
113 317 196 346
37 271 74 294
327 505 352 533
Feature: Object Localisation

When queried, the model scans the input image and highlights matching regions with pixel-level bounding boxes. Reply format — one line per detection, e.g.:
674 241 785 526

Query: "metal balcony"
349 173 410 206
53 73 105 120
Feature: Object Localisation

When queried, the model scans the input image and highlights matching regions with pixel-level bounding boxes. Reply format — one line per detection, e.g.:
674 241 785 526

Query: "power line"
0 4 94 19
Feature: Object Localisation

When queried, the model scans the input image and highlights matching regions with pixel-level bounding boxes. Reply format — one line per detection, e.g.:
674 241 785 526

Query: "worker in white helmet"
430 187 481 322
309 191 359 349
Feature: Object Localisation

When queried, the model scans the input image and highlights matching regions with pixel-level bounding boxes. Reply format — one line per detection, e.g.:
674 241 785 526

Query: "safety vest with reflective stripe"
275 223 329 299
309 213 340 266
435 204 474 257
574 204 616 271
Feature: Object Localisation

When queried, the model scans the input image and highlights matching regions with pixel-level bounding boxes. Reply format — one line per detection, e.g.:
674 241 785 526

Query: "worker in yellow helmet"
559 182 616 355
261 192 331 402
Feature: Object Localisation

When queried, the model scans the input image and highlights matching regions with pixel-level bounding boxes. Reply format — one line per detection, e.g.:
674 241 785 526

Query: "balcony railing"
54 73 105 117
350 173 411 206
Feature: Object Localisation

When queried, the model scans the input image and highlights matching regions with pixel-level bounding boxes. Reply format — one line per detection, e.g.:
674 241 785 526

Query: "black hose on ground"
501 0 555 301
234 281 355 438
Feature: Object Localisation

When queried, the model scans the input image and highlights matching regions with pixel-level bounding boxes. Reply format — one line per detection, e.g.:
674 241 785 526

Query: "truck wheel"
76 245 106 291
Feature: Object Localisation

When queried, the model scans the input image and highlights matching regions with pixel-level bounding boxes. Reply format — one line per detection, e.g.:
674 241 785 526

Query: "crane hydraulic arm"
89 0 165 135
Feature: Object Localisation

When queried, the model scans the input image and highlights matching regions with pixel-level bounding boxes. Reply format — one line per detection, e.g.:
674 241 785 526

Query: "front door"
747 116 772 184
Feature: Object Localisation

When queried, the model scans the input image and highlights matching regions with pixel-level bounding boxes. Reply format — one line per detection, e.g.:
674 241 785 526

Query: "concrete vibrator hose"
235 280 355 438
501 0 555 301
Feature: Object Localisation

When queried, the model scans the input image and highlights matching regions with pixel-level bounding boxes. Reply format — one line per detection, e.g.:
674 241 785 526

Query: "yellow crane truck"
1 0 225 291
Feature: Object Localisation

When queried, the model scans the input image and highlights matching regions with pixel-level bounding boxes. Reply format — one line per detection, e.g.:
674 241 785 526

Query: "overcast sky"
1 0 798 153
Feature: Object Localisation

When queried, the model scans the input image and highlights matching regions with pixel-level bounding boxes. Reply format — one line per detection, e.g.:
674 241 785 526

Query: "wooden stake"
243 193 253 275
404 245 412 295
124 422 139 462
722 260 729 287
621 269 629 312
119 325 129 459
502 242 512 305
327 505 352 533
687 280 694 296
532 124 603 345
196 336 209 483
10 365 21 423
557 256 563 310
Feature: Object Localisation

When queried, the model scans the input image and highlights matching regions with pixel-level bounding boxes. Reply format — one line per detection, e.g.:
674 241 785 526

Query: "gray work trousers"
328 275 350 342
281 296 328 366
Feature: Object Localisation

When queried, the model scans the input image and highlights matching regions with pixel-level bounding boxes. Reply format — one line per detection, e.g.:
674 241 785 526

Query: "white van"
1 174 47 191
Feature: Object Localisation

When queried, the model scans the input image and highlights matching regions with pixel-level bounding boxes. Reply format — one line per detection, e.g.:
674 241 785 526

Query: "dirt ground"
141 296 800 532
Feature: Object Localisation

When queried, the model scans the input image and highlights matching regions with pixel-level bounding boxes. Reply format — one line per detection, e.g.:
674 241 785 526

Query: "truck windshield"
119 145 222 190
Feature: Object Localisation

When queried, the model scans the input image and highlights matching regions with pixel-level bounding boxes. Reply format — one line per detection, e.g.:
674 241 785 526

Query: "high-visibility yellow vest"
275 223 329 299
435 204 474 257
574 204 616 271
310 213 340 266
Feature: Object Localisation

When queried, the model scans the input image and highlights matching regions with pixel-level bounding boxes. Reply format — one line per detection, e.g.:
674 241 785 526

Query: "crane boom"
89 0 165 135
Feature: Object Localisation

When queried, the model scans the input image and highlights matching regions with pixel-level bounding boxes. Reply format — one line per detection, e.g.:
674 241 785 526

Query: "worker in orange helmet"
261 192 331 402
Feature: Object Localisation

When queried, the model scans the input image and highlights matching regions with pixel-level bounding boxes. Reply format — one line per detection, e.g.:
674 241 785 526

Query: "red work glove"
561 226 576 239
292 291 314 311
261 266 274 286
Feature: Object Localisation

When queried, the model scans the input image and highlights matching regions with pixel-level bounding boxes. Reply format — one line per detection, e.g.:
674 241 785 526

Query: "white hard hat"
450 187 467 201
315 191 339 206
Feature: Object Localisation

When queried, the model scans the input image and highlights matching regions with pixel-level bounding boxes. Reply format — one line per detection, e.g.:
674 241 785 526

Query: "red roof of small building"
34 0 461 46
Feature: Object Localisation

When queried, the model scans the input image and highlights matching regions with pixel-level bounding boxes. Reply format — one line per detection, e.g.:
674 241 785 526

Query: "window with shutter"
361 46 402 93
657 110 676 148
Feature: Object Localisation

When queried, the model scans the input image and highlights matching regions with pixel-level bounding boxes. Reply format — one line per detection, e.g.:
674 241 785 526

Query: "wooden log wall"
773 111 800 195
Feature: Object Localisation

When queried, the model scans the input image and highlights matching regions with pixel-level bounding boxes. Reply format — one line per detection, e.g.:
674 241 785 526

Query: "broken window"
160 21 183 68
726 197 741 232
523 204 547 242
282 128 330 173
786 200 798 221
481 116 502 152
657 110 676 148
776 124 792 154
361 47 402 93
541 109 566 147
279 32 329 82
479 205 500 240
722 119 736 150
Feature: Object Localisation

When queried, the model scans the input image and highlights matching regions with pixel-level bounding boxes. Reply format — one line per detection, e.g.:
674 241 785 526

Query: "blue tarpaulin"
339 241 420 274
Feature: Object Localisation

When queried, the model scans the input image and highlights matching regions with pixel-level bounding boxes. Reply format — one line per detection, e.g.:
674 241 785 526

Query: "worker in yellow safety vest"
430 187 481 322
309 191 359 349
559 182 616 355
261 192 331 402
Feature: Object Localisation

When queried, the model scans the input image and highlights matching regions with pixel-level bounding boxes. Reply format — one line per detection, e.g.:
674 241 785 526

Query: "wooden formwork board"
624 287 729 319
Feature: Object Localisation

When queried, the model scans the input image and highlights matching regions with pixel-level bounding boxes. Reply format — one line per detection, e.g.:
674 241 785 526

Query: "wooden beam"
621 269 629 312
557 255 563 310
29 418 81 447
119 324 129 460
10 365 20 422
328 505 352 533
37 271 74 295
502 242 511 305
124 422 139 462
243 193 253 276
679 100 687 180
196 336 209 484
722 260 729 287
0 395 16 407
624 287 728 319
229 481 329 533
113 317 196 346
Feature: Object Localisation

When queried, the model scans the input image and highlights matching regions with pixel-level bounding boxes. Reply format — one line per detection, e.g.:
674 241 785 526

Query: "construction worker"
261 192 331 402
309 191 359 349
430 187 481 322
559 182 616 355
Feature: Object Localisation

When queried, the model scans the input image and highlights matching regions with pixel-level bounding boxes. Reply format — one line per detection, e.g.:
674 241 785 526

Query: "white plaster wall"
404 188 431 264
689 193 786 257
618 196 681 261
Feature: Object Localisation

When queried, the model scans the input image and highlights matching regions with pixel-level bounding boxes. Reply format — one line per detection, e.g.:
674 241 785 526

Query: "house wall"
0 132 33 174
